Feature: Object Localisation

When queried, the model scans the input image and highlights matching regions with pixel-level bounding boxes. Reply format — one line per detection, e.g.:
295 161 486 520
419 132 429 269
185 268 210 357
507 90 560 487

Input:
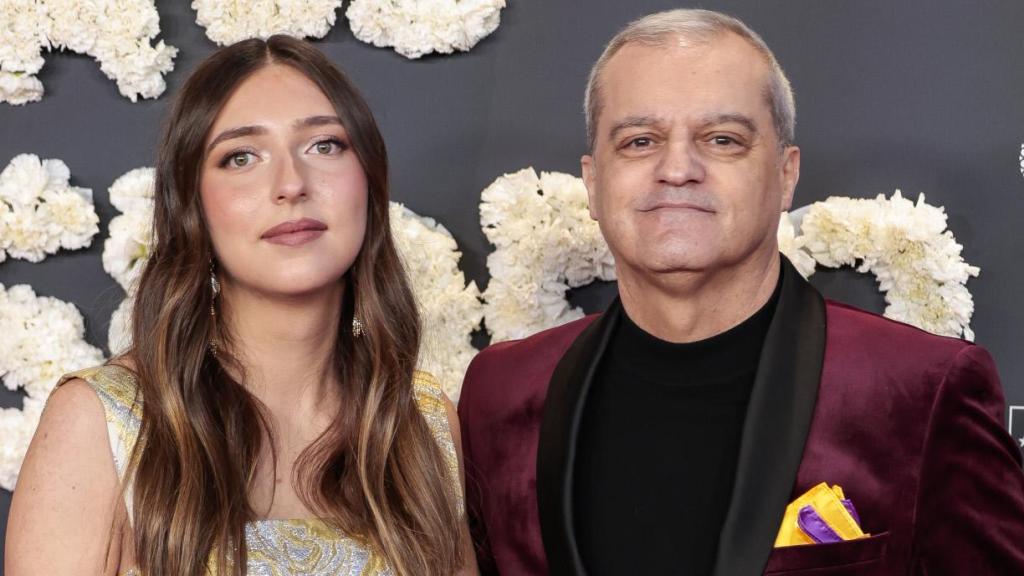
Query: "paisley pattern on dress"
57 365 460 576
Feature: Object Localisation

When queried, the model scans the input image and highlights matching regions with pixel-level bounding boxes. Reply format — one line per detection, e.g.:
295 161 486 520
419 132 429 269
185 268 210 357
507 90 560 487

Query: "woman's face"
200 63 368 300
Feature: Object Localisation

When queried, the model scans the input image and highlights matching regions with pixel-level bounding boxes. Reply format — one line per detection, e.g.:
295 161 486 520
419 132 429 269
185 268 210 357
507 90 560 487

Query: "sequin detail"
58 365 458 576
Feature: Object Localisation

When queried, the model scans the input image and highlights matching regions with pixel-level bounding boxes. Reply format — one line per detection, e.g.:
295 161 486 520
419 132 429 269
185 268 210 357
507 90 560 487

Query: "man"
458 8 1024 576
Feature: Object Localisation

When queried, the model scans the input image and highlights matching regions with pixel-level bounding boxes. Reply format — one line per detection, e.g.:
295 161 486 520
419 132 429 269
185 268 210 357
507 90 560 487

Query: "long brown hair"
126 36 464 575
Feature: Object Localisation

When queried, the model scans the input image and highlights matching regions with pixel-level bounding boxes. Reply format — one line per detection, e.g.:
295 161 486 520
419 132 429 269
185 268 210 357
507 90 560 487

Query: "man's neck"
618 252 781 344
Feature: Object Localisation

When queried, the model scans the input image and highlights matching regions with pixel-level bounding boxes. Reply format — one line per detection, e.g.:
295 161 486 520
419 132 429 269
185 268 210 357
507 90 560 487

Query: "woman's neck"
219 282 344 418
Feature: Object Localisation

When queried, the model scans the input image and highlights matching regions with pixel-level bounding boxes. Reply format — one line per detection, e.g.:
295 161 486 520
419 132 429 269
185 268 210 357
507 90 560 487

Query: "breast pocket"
763 532 890 575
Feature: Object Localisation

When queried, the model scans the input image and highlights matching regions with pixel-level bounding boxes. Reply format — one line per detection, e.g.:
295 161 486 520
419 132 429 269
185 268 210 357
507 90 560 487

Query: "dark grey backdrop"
3 1 1024 564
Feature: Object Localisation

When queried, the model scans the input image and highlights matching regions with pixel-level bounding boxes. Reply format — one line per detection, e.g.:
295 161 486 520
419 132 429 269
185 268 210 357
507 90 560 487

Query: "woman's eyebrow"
205 116 345 155
206 125 267 155
293 115 344 129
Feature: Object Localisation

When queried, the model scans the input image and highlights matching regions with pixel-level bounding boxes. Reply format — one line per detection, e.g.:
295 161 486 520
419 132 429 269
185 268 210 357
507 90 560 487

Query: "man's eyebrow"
608 115 664 140
205 125 267 155
699 113 759 134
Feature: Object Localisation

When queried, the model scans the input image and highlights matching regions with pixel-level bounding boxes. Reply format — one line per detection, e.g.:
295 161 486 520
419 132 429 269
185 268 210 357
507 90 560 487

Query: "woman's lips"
261 218 327 246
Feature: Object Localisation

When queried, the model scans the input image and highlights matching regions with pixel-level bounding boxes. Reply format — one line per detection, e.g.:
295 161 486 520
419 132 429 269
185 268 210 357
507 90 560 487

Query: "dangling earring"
210 261 221 298
352 316 364 338
209 259 220 356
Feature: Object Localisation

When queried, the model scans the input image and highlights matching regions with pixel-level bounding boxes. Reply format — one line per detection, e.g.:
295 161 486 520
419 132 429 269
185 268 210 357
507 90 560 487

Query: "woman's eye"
222 151 255 168
311 138 345 155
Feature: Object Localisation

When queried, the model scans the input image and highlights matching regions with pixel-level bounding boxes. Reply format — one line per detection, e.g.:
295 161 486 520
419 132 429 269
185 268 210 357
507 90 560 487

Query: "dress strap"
412 371 464 515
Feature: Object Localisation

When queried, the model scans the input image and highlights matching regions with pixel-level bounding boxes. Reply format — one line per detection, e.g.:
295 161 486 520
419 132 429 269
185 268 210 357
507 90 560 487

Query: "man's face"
582 33 800 279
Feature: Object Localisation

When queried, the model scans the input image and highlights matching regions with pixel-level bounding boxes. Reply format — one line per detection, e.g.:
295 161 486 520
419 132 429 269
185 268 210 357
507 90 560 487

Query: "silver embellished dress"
58 365 462 576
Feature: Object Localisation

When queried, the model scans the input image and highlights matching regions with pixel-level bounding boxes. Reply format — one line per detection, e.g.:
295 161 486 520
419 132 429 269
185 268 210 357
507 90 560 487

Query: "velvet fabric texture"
458 261 1024 575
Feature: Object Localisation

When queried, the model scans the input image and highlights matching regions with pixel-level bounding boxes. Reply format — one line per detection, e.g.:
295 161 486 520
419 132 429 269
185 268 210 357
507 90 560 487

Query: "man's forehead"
605 33 769 86
599 35 773 123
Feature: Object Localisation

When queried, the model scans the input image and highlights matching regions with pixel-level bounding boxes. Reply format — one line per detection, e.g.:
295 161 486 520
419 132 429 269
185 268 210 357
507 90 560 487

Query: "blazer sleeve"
458 358 500 576
911 345 1024 573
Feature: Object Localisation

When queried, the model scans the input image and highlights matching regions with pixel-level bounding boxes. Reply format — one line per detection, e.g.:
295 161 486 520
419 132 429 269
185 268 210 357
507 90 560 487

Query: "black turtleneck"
573 280 780 575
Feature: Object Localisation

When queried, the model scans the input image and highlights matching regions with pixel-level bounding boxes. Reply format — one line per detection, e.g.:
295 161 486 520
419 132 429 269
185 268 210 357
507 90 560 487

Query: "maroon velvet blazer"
458 260 1024 575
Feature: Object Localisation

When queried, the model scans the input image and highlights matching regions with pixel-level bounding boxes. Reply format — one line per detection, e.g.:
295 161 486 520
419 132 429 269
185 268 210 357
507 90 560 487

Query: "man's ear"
779 145 800 211
581 154 599 220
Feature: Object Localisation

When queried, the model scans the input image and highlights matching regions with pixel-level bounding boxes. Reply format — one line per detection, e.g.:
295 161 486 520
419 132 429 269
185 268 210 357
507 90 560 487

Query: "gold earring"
352 316 364 338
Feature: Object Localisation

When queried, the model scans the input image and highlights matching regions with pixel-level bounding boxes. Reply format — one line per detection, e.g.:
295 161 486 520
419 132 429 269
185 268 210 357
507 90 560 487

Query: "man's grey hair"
584 9 796 152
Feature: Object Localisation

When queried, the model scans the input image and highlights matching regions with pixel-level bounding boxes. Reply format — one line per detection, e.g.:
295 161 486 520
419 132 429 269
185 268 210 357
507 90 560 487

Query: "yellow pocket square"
775 483 869 547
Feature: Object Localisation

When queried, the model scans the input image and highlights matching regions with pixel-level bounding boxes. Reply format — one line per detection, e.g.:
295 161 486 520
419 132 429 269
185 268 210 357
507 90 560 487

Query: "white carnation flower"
778 211 816 278
347 0 505 59
109 166 155 212
108 297 134 356
103 167 155 292
49 0 178 102
0 283 106 490
0 71 44 105
0 0 48 105
480 167 616 343
1 0 176 105
0 154 99 263
192 0 343 45
0 397 45 489
390 202 482 400
103 209 153 292
799 190 979 340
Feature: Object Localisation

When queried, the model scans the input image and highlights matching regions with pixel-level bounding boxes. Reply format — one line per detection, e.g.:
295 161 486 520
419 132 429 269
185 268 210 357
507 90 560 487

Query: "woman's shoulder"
55 361 144 476
8 366 130 572
58 362 143 419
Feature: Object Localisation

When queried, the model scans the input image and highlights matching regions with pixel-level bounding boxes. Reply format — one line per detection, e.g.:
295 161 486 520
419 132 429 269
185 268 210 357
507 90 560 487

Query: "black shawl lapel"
711 258 827 576
536 300 622 576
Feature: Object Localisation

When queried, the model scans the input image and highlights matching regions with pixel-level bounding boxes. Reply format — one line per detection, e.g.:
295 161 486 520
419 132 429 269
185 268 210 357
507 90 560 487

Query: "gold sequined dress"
58 365 462 576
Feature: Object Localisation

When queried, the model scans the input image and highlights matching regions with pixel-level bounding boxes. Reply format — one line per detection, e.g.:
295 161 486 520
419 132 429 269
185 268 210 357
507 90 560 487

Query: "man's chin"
633 246 717 274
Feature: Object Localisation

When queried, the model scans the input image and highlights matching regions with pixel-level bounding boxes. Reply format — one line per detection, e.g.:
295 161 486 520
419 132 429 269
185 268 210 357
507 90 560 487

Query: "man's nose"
273 153 307 203
656 139 706 187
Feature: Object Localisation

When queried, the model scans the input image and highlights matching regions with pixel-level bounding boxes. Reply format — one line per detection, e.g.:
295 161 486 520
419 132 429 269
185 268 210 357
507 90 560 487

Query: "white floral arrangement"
347 0 505 59
0 283 106 490
479 168 616 342
0 154 99 263
192 0 344 45
0 0 177 105
794 191 979 340
102 167 155 293
389 203 483 400
0 0 48 105
778 211 817 279
107 298 133 357
476 168 977 343
1019 144 1023 179
103 167 155 356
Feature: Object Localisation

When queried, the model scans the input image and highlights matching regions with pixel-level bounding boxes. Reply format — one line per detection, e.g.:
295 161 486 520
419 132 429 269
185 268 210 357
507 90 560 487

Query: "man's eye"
711 135 738 146
628 137 653 148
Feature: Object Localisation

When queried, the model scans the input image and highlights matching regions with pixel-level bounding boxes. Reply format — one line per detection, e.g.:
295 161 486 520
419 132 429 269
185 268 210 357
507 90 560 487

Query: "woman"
7 36 477 575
